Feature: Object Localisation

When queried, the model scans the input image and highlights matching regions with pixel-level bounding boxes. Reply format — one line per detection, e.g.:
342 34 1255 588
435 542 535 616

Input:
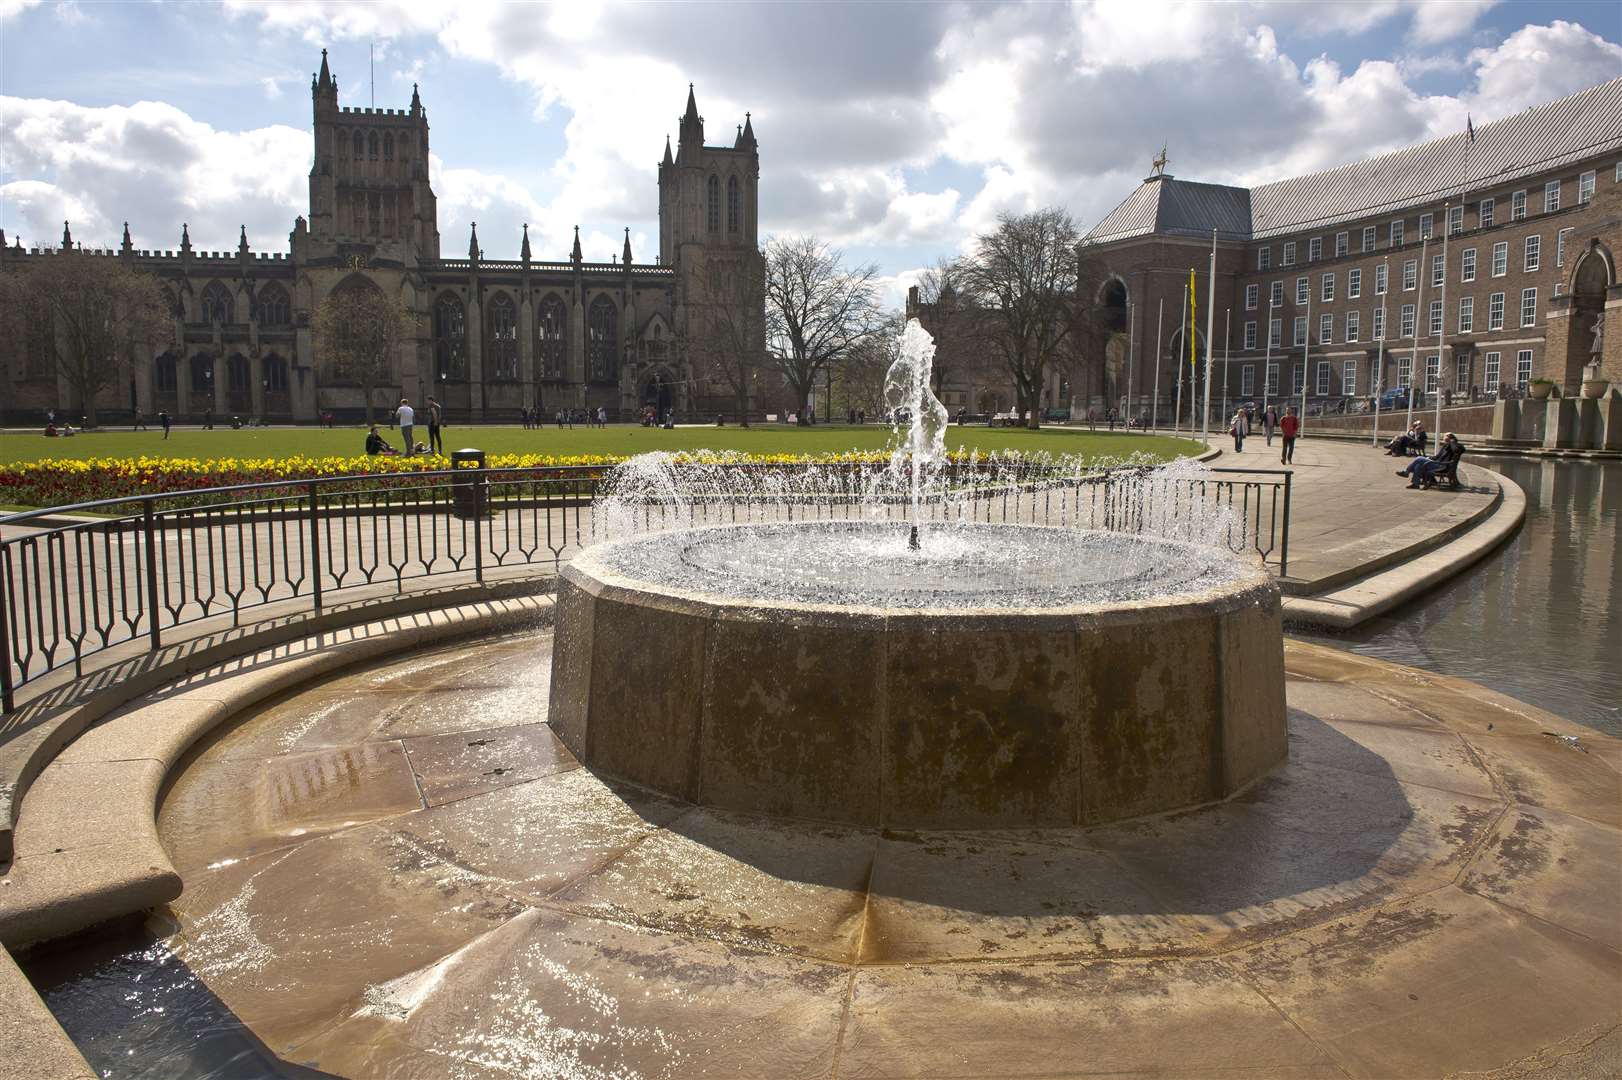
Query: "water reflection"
20 918 336 1079
1298 459 1621 736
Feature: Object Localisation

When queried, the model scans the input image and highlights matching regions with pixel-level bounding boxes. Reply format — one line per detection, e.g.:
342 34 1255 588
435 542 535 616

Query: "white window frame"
1293 361 1306 394
1524 234 1540 272
1270 280 1284 306
1319 312 1333 344
1544 179 1560 212
1556 227 1572 267
1309 236 1323 262
1296 276 1309 304
1282 241 1296 266
1511 189 1527 221
1398 355 1412 388
1245 283 1259 310
1321 273 1335 302
1346 310 1360 342
1241 364 1255 396
1458 296 1473 333
1484 350 1501 389
1428 300 1443 338
1266 362 1279 394
1419 212 1434 238
1342 359 1357 395
1244 320 1258 349
1578 170 1595 204
1335 231 1348 257
1516 349 1533 389
1400 303 1416 338
1448 205 1464 235
1269 318 1282 348
1431 253 1445 288
1491 241 1508 277
1488 292 1505 330
1375 262 1388 294
1372 307 1385 341
1462 247 1476 282
1348 268 1361 298
1293 316 1307 346
1425 354 1440 394
1479 197 1494 229
1316 361 1331 395
1391 220 1405 247
1520 287 1537 328
1402 259 1417 291
1456 353 1470 389
1362 225 1376 252
1258 246 1271 271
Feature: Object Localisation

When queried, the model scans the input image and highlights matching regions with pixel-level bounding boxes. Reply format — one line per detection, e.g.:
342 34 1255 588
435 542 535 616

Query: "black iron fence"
0 463 1290 712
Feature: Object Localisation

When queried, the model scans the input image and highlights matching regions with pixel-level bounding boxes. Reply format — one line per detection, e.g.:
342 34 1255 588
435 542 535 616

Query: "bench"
1426 446 1466 490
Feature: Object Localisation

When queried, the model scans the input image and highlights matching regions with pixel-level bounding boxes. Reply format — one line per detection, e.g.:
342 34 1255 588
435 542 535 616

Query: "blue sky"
3 0 1619 305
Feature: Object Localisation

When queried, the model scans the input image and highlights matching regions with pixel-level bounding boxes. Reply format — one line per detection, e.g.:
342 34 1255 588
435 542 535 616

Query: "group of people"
1384 421 1429 457
1396 432 1464 489
365 397 445 457
1227 403 1300 464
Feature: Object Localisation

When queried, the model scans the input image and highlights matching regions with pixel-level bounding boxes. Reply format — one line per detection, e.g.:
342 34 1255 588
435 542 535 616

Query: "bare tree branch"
763 235 886 424
311 283 413 426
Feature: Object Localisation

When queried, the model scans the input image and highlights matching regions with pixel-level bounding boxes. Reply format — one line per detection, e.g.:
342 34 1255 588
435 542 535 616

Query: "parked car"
1378 387 1419 410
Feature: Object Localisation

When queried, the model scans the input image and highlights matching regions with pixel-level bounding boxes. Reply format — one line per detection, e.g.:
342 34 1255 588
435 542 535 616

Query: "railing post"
143 498 163 652
1279 471 1292 578
472 472 485 584
308 481 323 614
0 532 14 714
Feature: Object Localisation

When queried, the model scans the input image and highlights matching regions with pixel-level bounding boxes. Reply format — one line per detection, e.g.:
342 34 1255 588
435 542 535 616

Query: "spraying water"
884 318 950 549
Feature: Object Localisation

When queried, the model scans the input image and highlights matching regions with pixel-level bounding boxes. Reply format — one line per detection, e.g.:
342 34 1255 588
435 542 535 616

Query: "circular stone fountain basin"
550 521 1286 829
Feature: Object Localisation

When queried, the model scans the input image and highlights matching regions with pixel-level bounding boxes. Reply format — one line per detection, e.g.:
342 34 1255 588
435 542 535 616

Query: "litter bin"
450 448 486 519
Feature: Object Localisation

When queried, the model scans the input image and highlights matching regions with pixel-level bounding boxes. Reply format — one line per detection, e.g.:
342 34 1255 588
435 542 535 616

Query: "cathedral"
0 50 765 425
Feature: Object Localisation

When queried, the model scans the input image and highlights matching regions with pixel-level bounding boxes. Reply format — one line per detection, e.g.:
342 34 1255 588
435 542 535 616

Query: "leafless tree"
0 253 169 428
763 235 886 424
833 310 904 419
910 256 1002 408
311 282 413 425
685 253 766 426
956 207 1083 428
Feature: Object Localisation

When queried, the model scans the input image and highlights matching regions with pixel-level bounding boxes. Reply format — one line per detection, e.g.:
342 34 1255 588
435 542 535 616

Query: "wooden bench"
1428 446 1466 490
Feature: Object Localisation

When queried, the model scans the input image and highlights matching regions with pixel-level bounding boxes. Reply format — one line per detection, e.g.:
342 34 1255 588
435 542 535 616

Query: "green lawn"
0 424 1199 465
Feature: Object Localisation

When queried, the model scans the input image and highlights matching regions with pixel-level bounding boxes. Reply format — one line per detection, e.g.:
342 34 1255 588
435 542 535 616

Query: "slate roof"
1083 77 1622 247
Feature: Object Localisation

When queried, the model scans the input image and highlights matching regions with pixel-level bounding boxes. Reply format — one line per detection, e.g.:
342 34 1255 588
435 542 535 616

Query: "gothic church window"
727 176 739 232
368 131 379 159
488 293 519 381
154 353 178 392
256 284 291 326
353 131 364 158
433 293 466 381
537 294 567 379
263 353 288 393
384 133 394 161
191 354 214 394
588 295 619 382
707 175 720 232
200 282 233 324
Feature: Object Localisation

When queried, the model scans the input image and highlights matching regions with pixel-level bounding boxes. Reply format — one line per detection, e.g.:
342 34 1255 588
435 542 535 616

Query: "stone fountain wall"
549 551 1286 830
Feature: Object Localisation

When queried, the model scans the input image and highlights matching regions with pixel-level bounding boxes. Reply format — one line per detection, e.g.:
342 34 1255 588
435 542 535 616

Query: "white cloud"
1411 0 1500 46
0 96 309 252
260 76 283 100
1466 20 1622 118
0 0 42 20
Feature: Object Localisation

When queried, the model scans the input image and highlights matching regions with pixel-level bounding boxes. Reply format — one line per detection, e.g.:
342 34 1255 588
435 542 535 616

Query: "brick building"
1081 78 1622 423
0 51 765 426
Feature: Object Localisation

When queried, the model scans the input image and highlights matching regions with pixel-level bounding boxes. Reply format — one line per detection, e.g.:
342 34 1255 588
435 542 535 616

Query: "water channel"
17 458 1621 1076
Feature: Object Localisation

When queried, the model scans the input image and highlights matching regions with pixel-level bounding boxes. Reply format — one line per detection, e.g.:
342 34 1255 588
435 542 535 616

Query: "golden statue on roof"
1152 146 1168 176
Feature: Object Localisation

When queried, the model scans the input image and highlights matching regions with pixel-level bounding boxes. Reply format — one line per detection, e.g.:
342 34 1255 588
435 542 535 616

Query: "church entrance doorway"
641 368 676 418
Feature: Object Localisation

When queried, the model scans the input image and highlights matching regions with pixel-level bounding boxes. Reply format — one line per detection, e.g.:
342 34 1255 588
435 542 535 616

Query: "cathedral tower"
307 50 440 265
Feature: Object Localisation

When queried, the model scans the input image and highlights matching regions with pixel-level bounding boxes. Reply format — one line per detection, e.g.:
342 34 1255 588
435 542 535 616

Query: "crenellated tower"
306 50 440 265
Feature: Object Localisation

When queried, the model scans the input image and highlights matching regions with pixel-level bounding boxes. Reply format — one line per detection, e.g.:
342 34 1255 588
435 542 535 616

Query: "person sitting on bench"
1397 432 1462 488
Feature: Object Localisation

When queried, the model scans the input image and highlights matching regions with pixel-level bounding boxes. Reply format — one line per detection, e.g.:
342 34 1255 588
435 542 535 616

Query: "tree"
311 283 413 425
763 235 886 424
956 208 1083 428
0 253 169 428
832 310 903 418
685 253 766 426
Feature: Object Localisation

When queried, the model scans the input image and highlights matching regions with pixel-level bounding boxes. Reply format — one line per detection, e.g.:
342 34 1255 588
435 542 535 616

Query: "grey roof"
1084 77 1622 247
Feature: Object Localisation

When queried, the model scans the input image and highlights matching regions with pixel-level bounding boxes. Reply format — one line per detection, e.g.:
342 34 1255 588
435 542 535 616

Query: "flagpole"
1201 227 1217 445
1221 307 1231 427
1408 233 1429 434
1187 267 1198 433
1262 299 1274 417
1152 298 1164 433
1300 282 1311 434
1175 282 1188 436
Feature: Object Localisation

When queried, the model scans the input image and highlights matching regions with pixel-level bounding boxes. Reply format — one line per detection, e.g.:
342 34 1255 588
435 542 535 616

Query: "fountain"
550 319 1285 828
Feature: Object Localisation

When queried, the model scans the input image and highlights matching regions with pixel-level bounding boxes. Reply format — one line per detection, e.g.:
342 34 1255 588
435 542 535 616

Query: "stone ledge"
0 593 554 949
0 946 94 1080
1283 466 1526 629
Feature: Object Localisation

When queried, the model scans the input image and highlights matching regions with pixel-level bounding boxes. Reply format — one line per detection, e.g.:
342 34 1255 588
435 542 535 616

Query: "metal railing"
0 463 1290 712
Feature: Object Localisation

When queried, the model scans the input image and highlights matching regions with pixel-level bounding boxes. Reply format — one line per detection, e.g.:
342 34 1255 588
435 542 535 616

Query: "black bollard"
908 524 920 551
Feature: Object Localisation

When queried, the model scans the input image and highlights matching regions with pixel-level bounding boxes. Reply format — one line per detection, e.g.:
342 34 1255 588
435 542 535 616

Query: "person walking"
1279 406 1300 464
395 397 416 455
426 396 444 455
132 410 147 432
1229 408 1248 453
159 410 171 439
1263 404 1277 446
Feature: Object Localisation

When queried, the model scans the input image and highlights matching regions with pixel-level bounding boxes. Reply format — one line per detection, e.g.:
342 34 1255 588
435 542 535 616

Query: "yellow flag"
1188 268 1197 373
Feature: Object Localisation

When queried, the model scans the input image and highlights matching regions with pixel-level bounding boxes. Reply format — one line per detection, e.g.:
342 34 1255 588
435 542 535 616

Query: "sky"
2 0 1620 308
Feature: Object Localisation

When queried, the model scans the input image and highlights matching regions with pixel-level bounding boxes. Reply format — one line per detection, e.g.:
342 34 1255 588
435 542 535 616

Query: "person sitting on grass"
1397 432 1463 489
364 425 397 456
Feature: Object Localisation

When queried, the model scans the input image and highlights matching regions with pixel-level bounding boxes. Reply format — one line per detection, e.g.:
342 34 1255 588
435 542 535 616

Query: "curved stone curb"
0 594 554 950
0 946 94 1079
1283 466 1525 629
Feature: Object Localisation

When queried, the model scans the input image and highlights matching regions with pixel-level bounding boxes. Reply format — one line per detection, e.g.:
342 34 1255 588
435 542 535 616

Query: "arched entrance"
1563 245 1612 383
641 367 676 417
